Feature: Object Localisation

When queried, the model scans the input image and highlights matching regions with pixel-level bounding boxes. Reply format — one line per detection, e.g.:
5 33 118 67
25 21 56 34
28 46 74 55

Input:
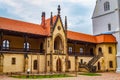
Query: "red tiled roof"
0 16 57 36
0 17 47 36
45 16 57 36
0 16 117 43
95 34 117 43
67 31 96 43
67 30 117 43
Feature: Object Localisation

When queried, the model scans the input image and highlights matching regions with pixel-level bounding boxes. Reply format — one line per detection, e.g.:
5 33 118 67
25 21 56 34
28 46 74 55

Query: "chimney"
41 12 46 28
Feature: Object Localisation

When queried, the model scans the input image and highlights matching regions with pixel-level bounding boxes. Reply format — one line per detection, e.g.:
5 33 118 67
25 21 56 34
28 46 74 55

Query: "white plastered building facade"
92 0 120 73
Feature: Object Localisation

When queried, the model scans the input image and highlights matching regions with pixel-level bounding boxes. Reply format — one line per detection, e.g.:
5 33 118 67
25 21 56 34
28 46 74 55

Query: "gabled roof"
67 30 117 43
44 16 57 36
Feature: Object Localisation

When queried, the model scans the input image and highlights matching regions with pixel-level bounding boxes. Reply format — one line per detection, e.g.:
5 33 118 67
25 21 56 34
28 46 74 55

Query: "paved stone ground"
0 72 120 80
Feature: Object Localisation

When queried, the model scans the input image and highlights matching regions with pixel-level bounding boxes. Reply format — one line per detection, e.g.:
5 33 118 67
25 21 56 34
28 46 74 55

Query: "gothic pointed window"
2 40 10 50
104 2 110 11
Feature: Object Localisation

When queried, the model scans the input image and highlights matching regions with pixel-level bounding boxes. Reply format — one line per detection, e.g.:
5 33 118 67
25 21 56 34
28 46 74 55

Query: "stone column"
50 51 53 73
24 35 29 72
75 56 78 77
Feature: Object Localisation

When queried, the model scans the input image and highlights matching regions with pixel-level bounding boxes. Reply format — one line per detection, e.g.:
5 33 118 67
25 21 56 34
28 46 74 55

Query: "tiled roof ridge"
67 30 94 37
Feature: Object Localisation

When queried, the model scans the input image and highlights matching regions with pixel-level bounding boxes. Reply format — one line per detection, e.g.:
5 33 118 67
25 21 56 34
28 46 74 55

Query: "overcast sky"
0 0 96 34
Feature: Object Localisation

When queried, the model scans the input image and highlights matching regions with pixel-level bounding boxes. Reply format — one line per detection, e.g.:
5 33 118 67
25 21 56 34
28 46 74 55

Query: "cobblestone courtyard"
0 72 120 80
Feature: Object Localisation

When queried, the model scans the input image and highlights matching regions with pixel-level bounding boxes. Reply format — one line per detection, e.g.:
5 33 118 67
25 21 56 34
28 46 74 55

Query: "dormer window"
104 2 110 11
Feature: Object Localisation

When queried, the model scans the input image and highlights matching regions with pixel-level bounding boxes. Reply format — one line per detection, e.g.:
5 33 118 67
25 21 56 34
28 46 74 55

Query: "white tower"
92 0 120 73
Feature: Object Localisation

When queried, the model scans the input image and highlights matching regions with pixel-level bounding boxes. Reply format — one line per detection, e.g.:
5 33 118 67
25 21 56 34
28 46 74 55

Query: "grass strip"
79 73 101 76
11 74 72 79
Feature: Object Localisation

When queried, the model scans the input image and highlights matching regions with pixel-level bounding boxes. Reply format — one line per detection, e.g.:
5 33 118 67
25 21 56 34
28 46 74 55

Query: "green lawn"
79 73 101 76
11 74 72 79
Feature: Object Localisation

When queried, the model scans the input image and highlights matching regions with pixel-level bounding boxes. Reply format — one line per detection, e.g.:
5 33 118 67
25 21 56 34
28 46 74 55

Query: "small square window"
108 47 112 54
12 58 16 65
108 24 111 31
109 61 113 68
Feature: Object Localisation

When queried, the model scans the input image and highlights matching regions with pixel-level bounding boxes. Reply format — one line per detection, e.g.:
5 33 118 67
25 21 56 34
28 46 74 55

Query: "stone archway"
56 58 62 72
54 36 63 50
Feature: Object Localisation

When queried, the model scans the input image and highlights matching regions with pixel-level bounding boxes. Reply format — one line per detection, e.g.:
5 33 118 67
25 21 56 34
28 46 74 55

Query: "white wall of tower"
92 0 120 73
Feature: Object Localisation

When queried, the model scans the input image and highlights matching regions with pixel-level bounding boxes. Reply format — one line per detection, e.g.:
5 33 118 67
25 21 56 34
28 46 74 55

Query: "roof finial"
65 16 67 30
57 5 61 15
50 12 53 26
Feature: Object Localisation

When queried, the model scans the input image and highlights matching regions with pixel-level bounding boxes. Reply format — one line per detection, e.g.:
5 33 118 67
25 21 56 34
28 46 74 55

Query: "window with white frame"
24 42 30 50
104 1 110 11
68 47 72 53
80 48 83 54
2 40 10 49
